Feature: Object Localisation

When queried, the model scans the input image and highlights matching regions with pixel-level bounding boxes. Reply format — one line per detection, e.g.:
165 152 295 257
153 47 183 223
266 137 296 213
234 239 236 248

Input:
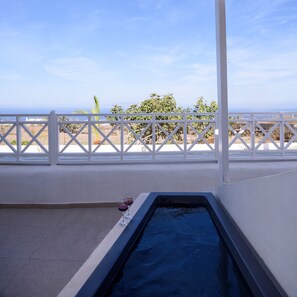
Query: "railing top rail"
56 112 218 117
229 111 297 115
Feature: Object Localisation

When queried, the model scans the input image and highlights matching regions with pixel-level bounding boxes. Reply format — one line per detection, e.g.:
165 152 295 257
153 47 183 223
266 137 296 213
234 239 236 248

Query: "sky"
0 0 296 113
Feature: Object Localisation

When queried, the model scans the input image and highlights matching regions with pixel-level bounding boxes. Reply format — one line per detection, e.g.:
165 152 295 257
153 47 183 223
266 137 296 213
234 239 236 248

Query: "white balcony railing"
0 111 297 164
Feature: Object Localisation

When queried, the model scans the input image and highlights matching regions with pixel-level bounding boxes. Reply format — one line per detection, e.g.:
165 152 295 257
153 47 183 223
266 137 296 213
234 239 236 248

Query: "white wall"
0 163 219 204
216 170 297 297
1 161 297 204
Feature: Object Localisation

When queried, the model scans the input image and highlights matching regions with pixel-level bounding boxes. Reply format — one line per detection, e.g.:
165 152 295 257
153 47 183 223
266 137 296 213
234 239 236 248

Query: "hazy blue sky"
0 0 296 112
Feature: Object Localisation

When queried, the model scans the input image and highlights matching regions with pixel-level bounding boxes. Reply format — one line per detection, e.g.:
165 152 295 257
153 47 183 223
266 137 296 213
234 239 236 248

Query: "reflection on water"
109 207 253 297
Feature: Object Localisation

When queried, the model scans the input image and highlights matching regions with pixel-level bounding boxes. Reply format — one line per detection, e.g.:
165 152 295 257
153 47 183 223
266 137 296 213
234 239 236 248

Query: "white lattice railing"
0 111 297 164
0 114 50 163
56 112 217 163
228 113 297 159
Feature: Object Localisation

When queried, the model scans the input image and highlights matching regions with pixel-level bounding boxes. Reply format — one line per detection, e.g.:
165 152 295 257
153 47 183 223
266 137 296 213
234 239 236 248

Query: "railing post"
120 115 124 161
49 110 57 165
214 113 219 160
152 115 156 160
280 114 285 157
183 114 187 160
16 115 21 162
251 114 256 159
88 115 92 162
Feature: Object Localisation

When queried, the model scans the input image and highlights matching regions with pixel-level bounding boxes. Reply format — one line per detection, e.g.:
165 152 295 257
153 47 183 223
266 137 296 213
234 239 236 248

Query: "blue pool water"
109 207 252 297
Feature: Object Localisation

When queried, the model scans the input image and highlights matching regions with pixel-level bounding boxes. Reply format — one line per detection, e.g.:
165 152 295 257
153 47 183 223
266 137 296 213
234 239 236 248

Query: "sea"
1 105 296 114
0 106 296 121
0 107 113 121
0 107 112 115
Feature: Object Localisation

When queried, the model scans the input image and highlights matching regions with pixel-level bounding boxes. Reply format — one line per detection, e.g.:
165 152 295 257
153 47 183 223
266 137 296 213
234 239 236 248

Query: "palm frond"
73 96 101 143
93 96 100 114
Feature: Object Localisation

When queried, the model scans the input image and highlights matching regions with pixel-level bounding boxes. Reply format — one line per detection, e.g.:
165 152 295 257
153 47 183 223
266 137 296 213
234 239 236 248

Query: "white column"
215 0 230 185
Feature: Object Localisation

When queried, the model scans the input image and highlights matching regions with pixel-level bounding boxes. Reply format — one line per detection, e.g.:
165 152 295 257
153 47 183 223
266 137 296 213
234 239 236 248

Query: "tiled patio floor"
0 207 121 297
